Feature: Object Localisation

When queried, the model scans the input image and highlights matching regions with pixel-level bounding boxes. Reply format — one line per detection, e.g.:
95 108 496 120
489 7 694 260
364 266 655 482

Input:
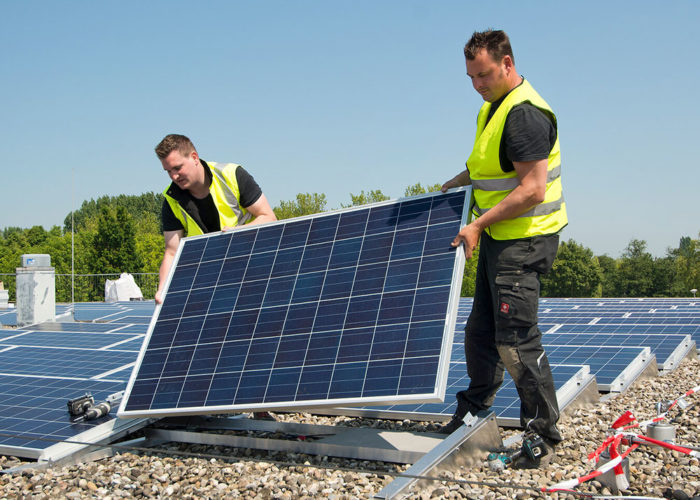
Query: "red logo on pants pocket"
500 302 510 314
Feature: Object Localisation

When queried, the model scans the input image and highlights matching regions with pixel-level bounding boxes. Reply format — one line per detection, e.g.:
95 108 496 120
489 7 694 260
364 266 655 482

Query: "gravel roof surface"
1 357 699 499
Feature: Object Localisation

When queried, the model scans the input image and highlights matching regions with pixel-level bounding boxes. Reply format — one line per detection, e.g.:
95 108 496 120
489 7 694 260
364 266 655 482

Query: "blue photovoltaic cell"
354 297 697 424
0 305 72 327
108 323 150 335
0 347 136 379
119 190 469 417
356 364 586 422
73 302 156 323
0 309 147 458
543 332 690 370
0 310 17 326
27 322 125 333
1 331 141 350
0 375 127 452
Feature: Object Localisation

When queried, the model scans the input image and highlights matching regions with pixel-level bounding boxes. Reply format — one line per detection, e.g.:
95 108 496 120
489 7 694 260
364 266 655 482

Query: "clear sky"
2 1 698 258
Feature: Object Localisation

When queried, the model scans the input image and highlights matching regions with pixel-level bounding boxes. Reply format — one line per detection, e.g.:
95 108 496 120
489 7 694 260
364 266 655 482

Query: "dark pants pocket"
495 272 539 330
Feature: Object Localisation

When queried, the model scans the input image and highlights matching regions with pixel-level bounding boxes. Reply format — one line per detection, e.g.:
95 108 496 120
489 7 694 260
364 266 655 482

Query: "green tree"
617 239 654 297
25 225 48 246
65 192 163 232
541 240 602 297
669 234 700 296
274 193 327 220
597 254 619 297
342 190 389 208
89 206 143 275
404 182 442 197
651 255 676 297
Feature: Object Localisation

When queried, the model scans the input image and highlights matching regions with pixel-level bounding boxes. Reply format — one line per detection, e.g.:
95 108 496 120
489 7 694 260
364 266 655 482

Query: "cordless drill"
67 391 124 422
487 432 546 472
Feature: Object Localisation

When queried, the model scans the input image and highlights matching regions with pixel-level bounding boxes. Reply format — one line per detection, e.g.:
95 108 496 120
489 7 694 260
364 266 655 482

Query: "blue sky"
2 1 698 257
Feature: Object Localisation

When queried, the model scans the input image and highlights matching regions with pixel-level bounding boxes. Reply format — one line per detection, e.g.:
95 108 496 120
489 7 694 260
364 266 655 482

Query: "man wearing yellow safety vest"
438 30 566 469
155 134 277 305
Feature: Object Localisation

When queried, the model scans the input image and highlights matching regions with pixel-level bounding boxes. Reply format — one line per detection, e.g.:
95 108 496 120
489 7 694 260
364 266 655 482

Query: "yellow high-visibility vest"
467 79 567 240
163 161 251 236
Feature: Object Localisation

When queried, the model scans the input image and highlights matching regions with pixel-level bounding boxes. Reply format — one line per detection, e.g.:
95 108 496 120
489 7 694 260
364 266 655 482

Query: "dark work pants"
456 232 562 443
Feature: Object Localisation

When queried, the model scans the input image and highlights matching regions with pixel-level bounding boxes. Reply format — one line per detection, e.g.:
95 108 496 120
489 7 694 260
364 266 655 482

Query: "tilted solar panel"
118 189 470 418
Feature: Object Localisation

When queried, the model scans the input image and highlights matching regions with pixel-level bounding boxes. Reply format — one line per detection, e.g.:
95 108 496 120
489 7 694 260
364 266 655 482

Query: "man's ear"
502 55 515 73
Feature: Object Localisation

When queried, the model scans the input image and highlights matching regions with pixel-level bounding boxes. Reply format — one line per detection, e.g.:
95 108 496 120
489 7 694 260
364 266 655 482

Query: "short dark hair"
155 134 197 159
464 29 514 64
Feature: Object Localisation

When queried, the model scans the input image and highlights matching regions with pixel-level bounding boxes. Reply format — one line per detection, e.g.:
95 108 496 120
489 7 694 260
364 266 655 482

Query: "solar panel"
543 331 693 370
0 305 72 327
0 330 142 350
0 319 146 459
0 347 136 379
326 364 592 427
118 189 470 418
0 310 16 326
0 374 130 459
539 344 652 391
73 302 156 323
27 321 133 333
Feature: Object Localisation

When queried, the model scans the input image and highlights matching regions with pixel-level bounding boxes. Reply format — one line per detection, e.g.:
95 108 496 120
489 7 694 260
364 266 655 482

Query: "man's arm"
156 229 184 304
222 193 277 230
451 158 548 258
244 193 277 225
441 169 472 192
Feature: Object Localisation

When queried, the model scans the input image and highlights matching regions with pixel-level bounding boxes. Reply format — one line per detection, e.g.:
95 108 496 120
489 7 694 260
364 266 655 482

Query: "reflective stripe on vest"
471 165 561 192
474 197 564 218
466 79 567 240
209 164 252 225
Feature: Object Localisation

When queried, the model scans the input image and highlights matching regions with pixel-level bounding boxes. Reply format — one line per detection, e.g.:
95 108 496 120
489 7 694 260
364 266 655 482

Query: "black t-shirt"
161 161 263 233
485 82 557 173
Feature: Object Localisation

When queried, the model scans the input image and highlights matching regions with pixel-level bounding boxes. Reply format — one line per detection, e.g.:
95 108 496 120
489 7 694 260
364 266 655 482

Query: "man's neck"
188 160 211 199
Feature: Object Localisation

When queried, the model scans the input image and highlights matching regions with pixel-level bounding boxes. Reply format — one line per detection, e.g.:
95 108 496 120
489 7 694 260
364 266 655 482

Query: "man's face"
161 149 200 190
466 48 511 103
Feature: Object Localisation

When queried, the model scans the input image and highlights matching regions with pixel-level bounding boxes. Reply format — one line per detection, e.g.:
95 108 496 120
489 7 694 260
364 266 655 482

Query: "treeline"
0 188 698 301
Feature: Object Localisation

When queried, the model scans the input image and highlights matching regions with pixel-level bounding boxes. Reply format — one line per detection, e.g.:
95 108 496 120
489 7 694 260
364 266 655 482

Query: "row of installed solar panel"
540 312 700 320
0 315 149 460
540 298 699 306
3 294 686 459
349 298 695 424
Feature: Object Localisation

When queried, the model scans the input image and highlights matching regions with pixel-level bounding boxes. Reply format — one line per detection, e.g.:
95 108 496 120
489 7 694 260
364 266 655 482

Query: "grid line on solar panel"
0 316 150 458
535 315 700 325
0 331 143 350
447 326 652 385
541 332 691 368
0 375 127 451
543 323 700 335
354 364 587 421
0 347 136 378
119 190 469 417
0 306 74 327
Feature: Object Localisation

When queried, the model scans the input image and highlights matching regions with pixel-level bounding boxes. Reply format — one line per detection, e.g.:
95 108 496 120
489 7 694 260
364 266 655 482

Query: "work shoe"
512 439 556 470
438 392 472 434
437 413 464 434
252 411 275 421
